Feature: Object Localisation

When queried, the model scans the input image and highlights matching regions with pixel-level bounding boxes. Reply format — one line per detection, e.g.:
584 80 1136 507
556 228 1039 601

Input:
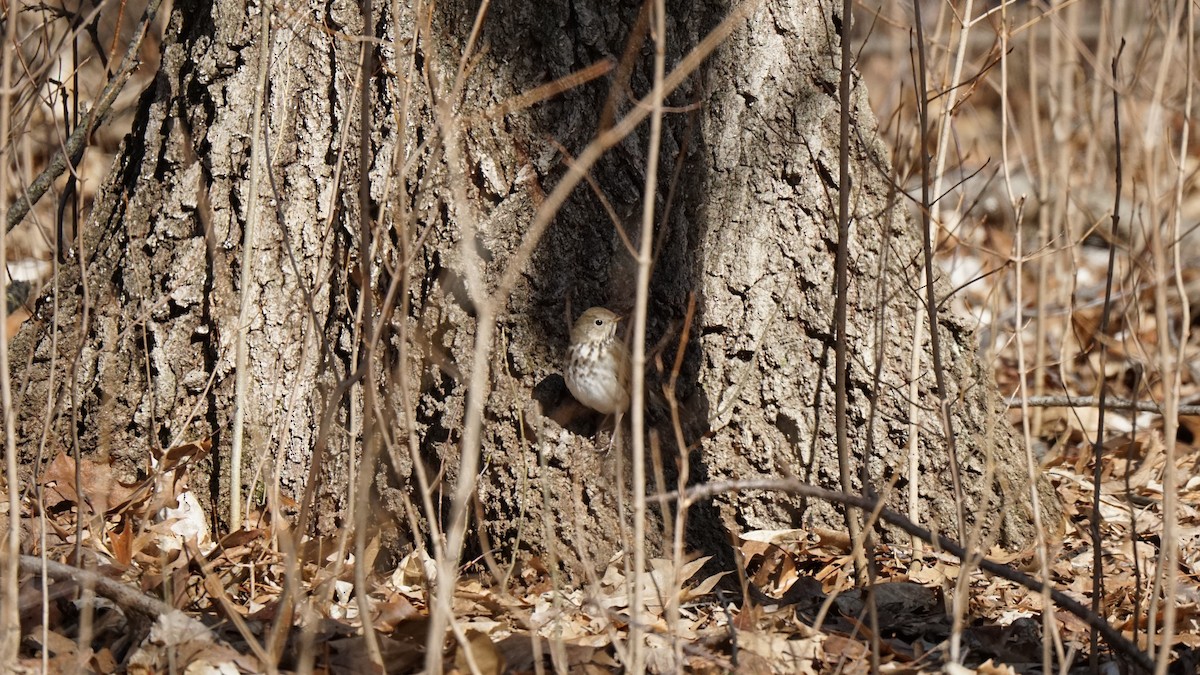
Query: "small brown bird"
565 307 632 421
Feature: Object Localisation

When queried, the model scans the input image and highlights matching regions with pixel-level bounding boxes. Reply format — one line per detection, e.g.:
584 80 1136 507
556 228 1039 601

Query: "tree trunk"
11 0 1059 579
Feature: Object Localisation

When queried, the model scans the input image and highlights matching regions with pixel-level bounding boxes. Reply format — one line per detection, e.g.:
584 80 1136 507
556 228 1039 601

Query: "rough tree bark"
11 0 1058 578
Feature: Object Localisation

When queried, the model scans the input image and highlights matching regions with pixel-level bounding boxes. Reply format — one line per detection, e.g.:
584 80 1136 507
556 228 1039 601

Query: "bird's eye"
594 319 603 326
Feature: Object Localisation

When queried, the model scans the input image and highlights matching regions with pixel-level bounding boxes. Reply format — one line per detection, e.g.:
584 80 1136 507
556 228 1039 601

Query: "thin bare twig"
834 0 866 591
1088 39 1124 671
1005 394 1200 417
0 0 17 658
911 0 966 547
351 0 384 667
1001 2 1064 667
627 0 667 669
910 9 982 665
16 555 210 632
229 0 275 535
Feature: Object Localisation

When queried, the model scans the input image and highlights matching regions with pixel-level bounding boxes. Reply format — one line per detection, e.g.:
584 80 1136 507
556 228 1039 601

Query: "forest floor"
14 294 1197 674
8 1 1200 673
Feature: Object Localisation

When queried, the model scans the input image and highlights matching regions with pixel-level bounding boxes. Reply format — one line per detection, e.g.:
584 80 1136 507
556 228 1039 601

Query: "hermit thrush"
565 307 632 422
